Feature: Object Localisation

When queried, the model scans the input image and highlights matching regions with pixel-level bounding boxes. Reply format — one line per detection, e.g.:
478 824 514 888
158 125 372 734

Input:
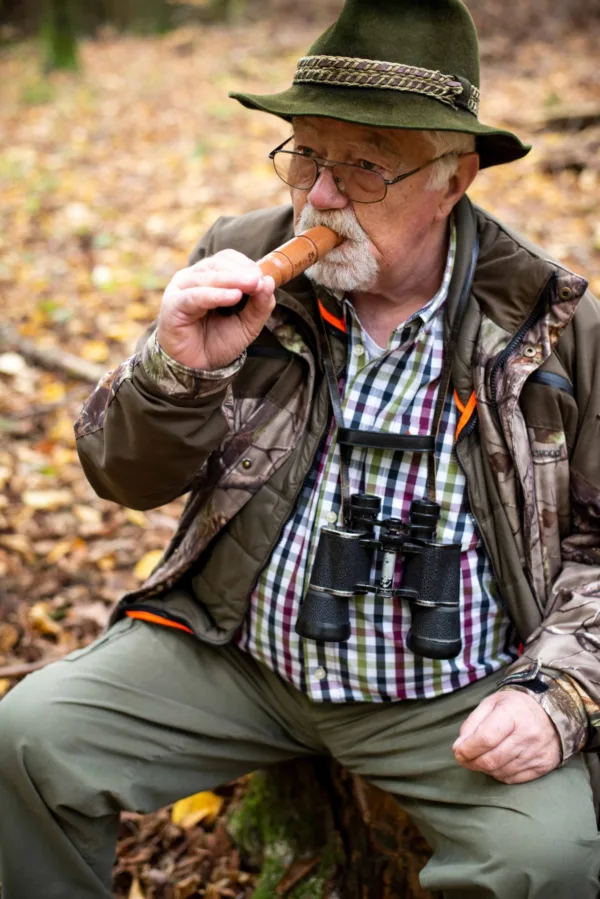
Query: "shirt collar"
343 218 457 340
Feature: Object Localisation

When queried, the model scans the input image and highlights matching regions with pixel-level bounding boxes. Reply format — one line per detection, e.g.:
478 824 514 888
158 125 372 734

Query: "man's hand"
157 249 276 371
452 689 561 784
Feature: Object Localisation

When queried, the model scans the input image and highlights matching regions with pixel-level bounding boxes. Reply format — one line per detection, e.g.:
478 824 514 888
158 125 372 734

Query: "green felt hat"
230 0 530 169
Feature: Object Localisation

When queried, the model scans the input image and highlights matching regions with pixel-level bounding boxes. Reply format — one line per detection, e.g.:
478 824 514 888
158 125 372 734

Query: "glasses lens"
273 152 317 189
334 164 386 203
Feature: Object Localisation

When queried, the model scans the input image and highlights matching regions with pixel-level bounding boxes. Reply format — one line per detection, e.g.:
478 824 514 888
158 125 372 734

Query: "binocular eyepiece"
295 494 462 660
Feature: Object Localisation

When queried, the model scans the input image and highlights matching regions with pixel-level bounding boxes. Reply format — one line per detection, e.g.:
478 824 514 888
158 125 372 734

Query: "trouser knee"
0 668 87 810
465 815 599 898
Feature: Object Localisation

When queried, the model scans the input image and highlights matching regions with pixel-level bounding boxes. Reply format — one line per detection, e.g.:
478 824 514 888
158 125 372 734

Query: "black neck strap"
319 236 479 527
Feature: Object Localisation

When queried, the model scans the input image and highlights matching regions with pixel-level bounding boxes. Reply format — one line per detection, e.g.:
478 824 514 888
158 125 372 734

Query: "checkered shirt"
237 229 519 701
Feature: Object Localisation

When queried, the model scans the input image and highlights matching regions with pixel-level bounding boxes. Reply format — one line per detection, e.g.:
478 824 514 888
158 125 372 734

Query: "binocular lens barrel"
404 542 462 660
295 523 375 643
409 499 441 541
349 493 381 530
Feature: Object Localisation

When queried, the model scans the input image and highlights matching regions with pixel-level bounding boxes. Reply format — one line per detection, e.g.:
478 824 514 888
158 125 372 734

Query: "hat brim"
230 84 530 170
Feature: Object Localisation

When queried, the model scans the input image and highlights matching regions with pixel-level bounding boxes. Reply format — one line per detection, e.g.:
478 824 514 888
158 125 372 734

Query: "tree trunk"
101 0 172 33
228 758 433 898
41 0 78 71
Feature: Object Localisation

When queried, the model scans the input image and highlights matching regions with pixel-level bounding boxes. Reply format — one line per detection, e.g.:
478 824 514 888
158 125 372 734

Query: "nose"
306 166 350 210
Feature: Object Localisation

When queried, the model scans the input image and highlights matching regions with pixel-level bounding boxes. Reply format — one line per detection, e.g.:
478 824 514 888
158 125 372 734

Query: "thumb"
453 693 501 748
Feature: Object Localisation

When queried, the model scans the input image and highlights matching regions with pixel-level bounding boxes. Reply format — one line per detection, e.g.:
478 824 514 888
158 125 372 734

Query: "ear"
435 152 480 220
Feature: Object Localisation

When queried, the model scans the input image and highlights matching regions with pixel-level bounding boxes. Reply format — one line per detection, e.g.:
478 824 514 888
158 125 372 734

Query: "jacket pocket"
528 425 570 586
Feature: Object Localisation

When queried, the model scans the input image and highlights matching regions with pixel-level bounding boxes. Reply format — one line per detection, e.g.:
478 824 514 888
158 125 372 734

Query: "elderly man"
1 0 600 897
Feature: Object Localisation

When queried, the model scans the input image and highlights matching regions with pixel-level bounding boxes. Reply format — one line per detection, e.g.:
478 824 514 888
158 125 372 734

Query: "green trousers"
0 617 598 899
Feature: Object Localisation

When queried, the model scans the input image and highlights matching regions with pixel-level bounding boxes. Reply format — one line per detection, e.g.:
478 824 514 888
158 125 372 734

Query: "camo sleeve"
74 330 237 509
141 330 245 400
498 663 589 764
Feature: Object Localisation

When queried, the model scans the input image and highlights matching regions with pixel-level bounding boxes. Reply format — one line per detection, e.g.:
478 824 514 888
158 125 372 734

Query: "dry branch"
505 102 600 133
0 654 68 679
0 325 106 384
536 103 600 132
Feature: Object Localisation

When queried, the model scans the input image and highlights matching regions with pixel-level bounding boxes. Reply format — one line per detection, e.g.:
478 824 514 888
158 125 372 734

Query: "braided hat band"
294 56 480 118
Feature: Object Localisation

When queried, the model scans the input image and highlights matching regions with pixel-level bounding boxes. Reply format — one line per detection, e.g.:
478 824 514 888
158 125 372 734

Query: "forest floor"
0 1 599 896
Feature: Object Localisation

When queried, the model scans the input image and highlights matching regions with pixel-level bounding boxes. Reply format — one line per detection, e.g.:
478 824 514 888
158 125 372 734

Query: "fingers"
453 697 516 762
456 693 499 741
172 265 263 295
453 691 562 785
167 269 275 321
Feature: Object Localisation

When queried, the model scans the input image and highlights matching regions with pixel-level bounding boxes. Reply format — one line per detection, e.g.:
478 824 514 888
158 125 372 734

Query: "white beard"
295 206 379 294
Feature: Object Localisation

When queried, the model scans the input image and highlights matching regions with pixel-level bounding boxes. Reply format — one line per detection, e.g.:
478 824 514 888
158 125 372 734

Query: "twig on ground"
0 654 69 679
0 325 106 384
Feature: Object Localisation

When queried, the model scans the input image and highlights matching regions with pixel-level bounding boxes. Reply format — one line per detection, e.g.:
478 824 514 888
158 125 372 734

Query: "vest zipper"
489 272 557 417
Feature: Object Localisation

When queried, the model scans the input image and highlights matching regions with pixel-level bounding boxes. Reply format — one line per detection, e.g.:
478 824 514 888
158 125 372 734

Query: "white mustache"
295 206 370 244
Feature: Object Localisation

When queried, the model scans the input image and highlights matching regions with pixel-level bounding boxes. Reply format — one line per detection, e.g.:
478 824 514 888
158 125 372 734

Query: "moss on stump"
228 758 432 898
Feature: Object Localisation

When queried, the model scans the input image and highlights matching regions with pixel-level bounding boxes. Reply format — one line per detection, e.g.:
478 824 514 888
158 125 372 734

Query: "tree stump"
228 758 433 898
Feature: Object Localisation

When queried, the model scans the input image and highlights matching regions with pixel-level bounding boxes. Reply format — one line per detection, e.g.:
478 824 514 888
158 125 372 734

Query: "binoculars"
295 493 462 660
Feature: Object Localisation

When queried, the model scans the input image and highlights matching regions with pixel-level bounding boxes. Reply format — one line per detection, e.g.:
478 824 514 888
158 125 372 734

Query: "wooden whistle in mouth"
218 225 343 316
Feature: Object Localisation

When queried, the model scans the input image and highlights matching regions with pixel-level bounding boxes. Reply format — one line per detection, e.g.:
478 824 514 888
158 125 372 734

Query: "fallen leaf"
203 884 223 899
0 534 34 563
46 539 75 564
22 489 72 510
29 602 62 637
48 415 76 445
128 878 145 899
73 504 104 526
0 624 19 653
125 508 148 528
276 856 320 896
0 352 27 375
40 380 67 403
90 265 114 289
171 791 224 829
133 549 163 581
80 340 110 363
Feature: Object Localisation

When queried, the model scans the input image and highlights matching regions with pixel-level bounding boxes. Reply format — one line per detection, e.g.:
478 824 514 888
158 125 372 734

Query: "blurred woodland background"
1 0 600 897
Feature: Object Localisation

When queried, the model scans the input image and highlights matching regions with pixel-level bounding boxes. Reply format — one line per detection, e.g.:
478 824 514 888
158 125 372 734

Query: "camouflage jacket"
75 197 600 767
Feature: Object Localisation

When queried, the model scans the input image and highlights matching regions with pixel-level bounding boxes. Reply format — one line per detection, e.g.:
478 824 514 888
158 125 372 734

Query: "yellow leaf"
22 489 72 510
171 791 223 829
133 549 163 581
128 878 145 899
46 539 74 564
0 623 19 652
48 415 76 446
73 504 103 526
125 508 148 528
29 602 62 637
40 380 67 403
80 340 110 363
0 679 11 699
125 302 150 321
104 321 140 343
0 534 34 563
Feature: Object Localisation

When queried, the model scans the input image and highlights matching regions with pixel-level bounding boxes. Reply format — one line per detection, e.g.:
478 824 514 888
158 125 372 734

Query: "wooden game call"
218 225 343 316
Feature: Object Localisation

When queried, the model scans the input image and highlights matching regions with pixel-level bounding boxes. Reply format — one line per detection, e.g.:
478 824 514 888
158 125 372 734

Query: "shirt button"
325 511 338 524
314 666 327 681
353 344 365 357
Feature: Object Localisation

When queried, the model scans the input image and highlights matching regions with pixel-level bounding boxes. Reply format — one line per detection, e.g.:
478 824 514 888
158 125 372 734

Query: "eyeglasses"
269 137 457 204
